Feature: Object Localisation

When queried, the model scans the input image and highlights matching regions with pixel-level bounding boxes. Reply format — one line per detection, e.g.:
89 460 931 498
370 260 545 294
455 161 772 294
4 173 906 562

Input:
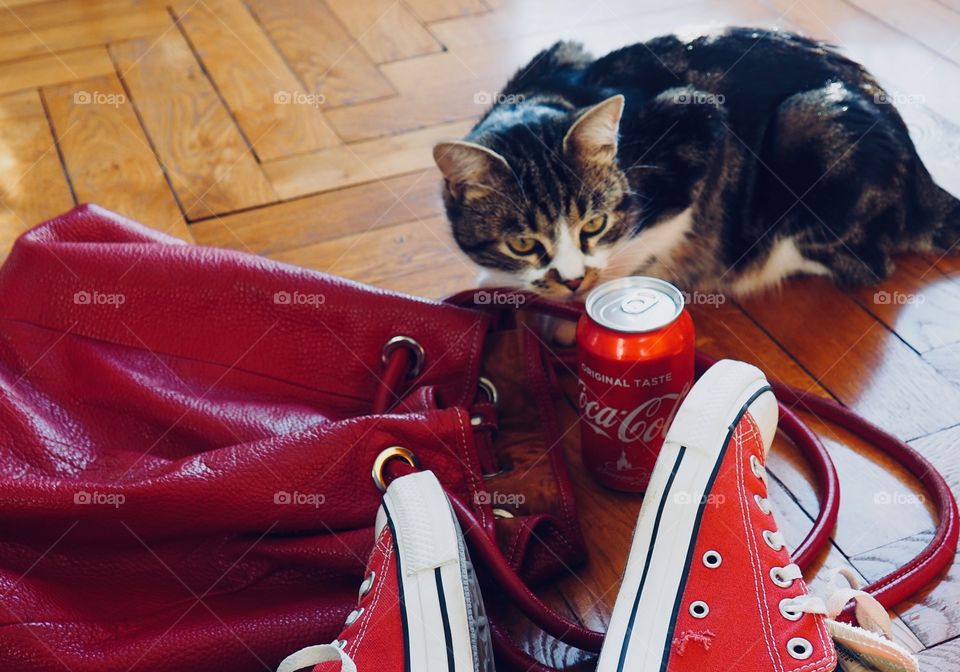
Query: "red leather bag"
0 205 584 672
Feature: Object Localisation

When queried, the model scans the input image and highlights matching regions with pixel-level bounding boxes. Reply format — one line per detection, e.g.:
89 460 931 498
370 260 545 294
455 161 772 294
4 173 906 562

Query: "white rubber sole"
596 359 777 672
378 471 492 672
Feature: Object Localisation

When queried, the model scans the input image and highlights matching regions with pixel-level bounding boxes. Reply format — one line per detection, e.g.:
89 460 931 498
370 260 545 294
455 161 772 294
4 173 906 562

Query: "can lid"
585 276 685 333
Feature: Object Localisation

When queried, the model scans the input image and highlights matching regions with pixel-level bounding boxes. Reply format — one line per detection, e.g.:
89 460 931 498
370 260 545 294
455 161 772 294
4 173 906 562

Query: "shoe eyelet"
344 607 364 626
754 493 772 514
763 529 784 551
689 600 710 619
335 639 347 649
359 571 376 598
702 550 722 568
770 566 794 588
787 637 813 660
779 598 803 621
750 454 765 480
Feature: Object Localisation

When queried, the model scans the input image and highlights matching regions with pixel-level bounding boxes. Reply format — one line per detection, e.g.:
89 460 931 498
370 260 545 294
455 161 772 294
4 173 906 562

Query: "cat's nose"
561 277 584 292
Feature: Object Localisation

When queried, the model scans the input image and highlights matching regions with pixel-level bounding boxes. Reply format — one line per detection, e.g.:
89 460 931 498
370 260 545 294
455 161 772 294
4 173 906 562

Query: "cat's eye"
507 236 538 255
581 216 607 236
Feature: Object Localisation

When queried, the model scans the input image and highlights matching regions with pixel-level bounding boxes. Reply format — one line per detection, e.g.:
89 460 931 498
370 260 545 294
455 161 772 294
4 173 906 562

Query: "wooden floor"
1 0 959 668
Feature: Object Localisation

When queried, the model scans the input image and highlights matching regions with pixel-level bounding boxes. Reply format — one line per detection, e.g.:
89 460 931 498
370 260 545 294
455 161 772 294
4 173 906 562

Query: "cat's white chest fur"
600 207 695 281
730 237 832 295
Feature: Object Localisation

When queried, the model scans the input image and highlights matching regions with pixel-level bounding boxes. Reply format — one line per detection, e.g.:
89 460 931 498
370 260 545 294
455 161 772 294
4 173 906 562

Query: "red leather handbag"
0 205 955 672
0 205 584 672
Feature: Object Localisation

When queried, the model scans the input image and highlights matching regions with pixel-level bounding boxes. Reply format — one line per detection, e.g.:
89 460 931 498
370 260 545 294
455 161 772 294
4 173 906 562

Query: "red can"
576 277 695 492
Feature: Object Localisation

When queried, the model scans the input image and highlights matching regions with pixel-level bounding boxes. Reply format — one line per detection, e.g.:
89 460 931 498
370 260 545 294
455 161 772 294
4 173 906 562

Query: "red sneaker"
277 471 493 672
597 359 829 671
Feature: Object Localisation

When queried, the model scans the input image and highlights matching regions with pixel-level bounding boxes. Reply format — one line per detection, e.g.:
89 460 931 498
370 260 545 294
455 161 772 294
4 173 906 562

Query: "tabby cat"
434 29 960 300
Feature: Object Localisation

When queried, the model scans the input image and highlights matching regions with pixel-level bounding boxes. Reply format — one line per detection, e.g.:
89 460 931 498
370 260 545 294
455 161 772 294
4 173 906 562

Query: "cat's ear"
433 141 511 198
563 94 624 165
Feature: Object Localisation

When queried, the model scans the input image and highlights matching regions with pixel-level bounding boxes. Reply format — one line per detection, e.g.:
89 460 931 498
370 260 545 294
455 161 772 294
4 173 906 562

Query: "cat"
433 29 960 301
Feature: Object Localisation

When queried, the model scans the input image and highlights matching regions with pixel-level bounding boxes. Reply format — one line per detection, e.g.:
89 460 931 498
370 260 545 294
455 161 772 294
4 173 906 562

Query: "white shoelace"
276 642 357 672
781 567 895 638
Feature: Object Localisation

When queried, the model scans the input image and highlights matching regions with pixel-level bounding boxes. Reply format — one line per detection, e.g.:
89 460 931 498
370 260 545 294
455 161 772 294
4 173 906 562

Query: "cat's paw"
540 315 578 346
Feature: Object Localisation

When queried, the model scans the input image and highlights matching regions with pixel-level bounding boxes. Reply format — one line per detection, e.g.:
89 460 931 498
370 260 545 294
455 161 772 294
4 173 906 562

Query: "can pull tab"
620 291 659 315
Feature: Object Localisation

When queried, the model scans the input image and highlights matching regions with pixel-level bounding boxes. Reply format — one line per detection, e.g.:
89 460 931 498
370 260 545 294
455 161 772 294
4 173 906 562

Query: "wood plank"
849 255 960 354
324 76 496 142
245 0 395 108
0 9 169 64
382 0 774 93
427 0 707 49
0 0 167 35
262 119 474 199
850 531 958 648
918 635 960 672
738 278 960 440
44 74 191 242
403 0 489 23
923 342 960 388
0 47 114 96
0 89 74 257
325 0 442 64
190 169 445 255
174 0 339 161
846 0 960 67
111 30 278 220
268 216 476 291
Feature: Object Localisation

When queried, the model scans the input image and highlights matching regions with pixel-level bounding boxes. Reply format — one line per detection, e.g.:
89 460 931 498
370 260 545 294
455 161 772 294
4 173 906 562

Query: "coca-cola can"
576 276 695 492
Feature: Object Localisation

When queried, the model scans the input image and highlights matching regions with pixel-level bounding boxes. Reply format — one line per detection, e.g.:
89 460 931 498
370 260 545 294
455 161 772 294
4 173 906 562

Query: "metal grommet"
702 550 722 568
750 454 765 480
372 446 420 493
787 637 813 660
335 639 347 649
770 566 794 588
382 336 425 378
477 376 499 406
344 607 364 626
779 598 803 621
754 493 772 514
689 601 710 619
763 529 784 551
358 571 375 598
492 508 514 519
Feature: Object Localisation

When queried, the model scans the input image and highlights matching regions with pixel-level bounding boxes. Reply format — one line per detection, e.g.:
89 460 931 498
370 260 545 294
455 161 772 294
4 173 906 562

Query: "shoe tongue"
374 504 387 538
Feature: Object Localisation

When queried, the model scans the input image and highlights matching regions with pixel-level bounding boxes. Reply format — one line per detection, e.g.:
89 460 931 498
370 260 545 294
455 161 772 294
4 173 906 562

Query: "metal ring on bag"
372 446 420 493
477 376 499 406
381 336 425 378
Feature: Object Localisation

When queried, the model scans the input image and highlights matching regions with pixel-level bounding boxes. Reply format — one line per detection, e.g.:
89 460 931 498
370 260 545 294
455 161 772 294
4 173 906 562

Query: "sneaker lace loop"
781 567 894 638
276 642 357 672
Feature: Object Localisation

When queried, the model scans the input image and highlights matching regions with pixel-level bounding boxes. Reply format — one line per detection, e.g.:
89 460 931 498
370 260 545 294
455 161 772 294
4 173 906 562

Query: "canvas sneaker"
277 470 494 672
596 359 916 672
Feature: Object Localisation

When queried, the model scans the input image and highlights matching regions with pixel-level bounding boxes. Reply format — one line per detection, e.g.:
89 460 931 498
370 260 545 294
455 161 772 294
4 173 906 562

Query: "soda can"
576 277 695 492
